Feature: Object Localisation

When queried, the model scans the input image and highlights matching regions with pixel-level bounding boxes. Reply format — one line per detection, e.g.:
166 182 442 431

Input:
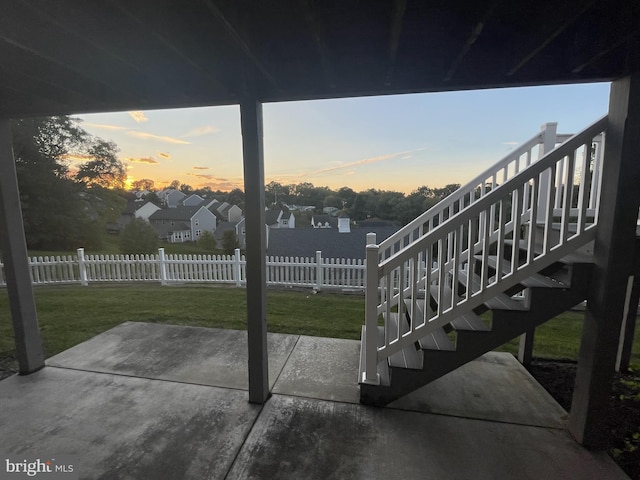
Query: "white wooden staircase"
359 117 608 406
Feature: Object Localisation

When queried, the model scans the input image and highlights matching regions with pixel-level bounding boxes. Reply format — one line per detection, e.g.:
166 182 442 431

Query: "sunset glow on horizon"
77 83 611 194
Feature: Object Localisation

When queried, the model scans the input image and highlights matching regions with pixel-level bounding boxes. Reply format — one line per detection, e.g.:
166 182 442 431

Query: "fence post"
315 250 323 291
234 248 242 287
77 248 88 286
158 248 168 286
363 234 380 384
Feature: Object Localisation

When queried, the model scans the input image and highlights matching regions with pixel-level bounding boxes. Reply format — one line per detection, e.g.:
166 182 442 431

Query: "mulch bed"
528 360 640 480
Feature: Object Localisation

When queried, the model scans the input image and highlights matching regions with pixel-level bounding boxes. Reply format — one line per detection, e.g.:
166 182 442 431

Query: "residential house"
311 214 337 228
214 221 244 248
181 194 205 207
158 189 186 208
266 225 399 260
134 201 161 222
149 205 217 243
266 209 295 229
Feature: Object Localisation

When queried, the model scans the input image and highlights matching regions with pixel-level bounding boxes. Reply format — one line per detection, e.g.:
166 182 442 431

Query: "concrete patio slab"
0 322 629 479
227 394 627 480
47 321 298 390
389 352 568 428
0 366 260 479
272 335 361 403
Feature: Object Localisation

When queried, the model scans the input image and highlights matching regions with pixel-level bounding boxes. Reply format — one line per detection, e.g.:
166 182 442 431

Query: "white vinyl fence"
0 248 366 291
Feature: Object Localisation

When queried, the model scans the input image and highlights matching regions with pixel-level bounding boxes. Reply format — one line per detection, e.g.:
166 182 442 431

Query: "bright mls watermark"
1 456 78 479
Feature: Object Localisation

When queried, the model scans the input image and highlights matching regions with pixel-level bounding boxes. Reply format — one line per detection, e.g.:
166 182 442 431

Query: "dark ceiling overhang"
1 0 638 118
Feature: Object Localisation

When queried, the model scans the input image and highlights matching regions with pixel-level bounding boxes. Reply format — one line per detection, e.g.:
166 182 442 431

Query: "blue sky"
78 82 611 193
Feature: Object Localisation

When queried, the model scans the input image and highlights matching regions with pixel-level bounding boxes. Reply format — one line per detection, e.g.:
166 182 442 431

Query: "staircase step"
482 255 566 288
457 270 528 311
423 287 491 331
386 313 423 369
450 312 490 331
483 293 528 311
504 238 593 265
418 327 456 351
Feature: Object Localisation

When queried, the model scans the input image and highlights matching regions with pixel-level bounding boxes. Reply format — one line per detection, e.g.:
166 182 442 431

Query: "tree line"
132 180 461 228
11 116 127 251
8 114 461 252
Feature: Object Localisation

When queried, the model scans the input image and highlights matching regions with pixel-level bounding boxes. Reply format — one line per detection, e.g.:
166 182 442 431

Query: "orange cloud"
126 131 190 145
158 152 171 159
125 156 159 164
192 166 210 170
128 111 148 123
187 173 227 181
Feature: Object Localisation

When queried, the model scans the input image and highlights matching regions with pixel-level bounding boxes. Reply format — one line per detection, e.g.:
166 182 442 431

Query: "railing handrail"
378 127 550 252
380 115 607 272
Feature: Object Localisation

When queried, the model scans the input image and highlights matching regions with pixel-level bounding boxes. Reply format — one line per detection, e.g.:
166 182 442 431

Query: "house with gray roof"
266 226 399 260
149 205 217 243
311 214 337 228
181 194 205 207
158 189 186 208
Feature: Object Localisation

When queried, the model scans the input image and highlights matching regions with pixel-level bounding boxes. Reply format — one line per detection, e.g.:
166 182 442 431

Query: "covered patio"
0 321 628 478
1 2 640 477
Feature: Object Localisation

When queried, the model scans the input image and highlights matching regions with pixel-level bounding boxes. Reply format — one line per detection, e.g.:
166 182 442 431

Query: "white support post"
234 248 242 287
536 122 558 223
315 250 323 291
158 248 167 286
77 248 88 286
363 234 380 385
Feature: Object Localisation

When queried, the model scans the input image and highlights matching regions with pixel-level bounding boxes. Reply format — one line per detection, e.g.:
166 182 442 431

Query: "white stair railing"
377 122 564 263
362 116 607 384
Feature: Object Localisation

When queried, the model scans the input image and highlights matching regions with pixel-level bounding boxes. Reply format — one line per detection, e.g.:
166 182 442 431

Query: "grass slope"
0 285 638 370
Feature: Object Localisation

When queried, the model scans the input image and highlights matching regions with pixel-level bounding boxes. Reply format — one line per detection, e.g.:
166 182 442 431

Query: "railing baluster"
560 150 576 243
577 141 593 233
511 186 523 273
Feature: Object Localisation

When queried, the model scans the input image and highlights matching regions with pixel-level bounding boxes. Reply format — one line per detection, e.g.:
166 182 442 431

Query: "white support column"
0 119 44 374
240 97 269 404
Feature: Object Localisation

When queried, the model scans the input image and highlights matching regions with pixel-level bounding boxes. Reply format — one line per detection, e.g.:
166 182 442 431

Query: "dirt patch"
528 360 640 480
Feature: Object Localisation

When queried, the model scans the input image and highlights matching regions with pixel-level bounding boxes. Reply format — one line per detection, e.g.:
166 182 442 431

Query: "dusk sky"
77 82 611 194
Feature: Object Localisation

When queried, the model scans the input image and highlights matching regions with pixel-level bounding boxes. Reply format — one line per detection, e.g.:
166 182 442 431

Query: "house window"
195 219 199 226
282 219 288 225
170 221 174 226
185 232 191 239
195 230 201 237
241 227 246 235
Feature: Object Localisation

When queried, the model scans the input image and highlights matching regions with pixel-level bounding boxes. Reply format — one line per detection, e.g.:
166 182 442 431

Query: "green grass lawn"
0 285 638 371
